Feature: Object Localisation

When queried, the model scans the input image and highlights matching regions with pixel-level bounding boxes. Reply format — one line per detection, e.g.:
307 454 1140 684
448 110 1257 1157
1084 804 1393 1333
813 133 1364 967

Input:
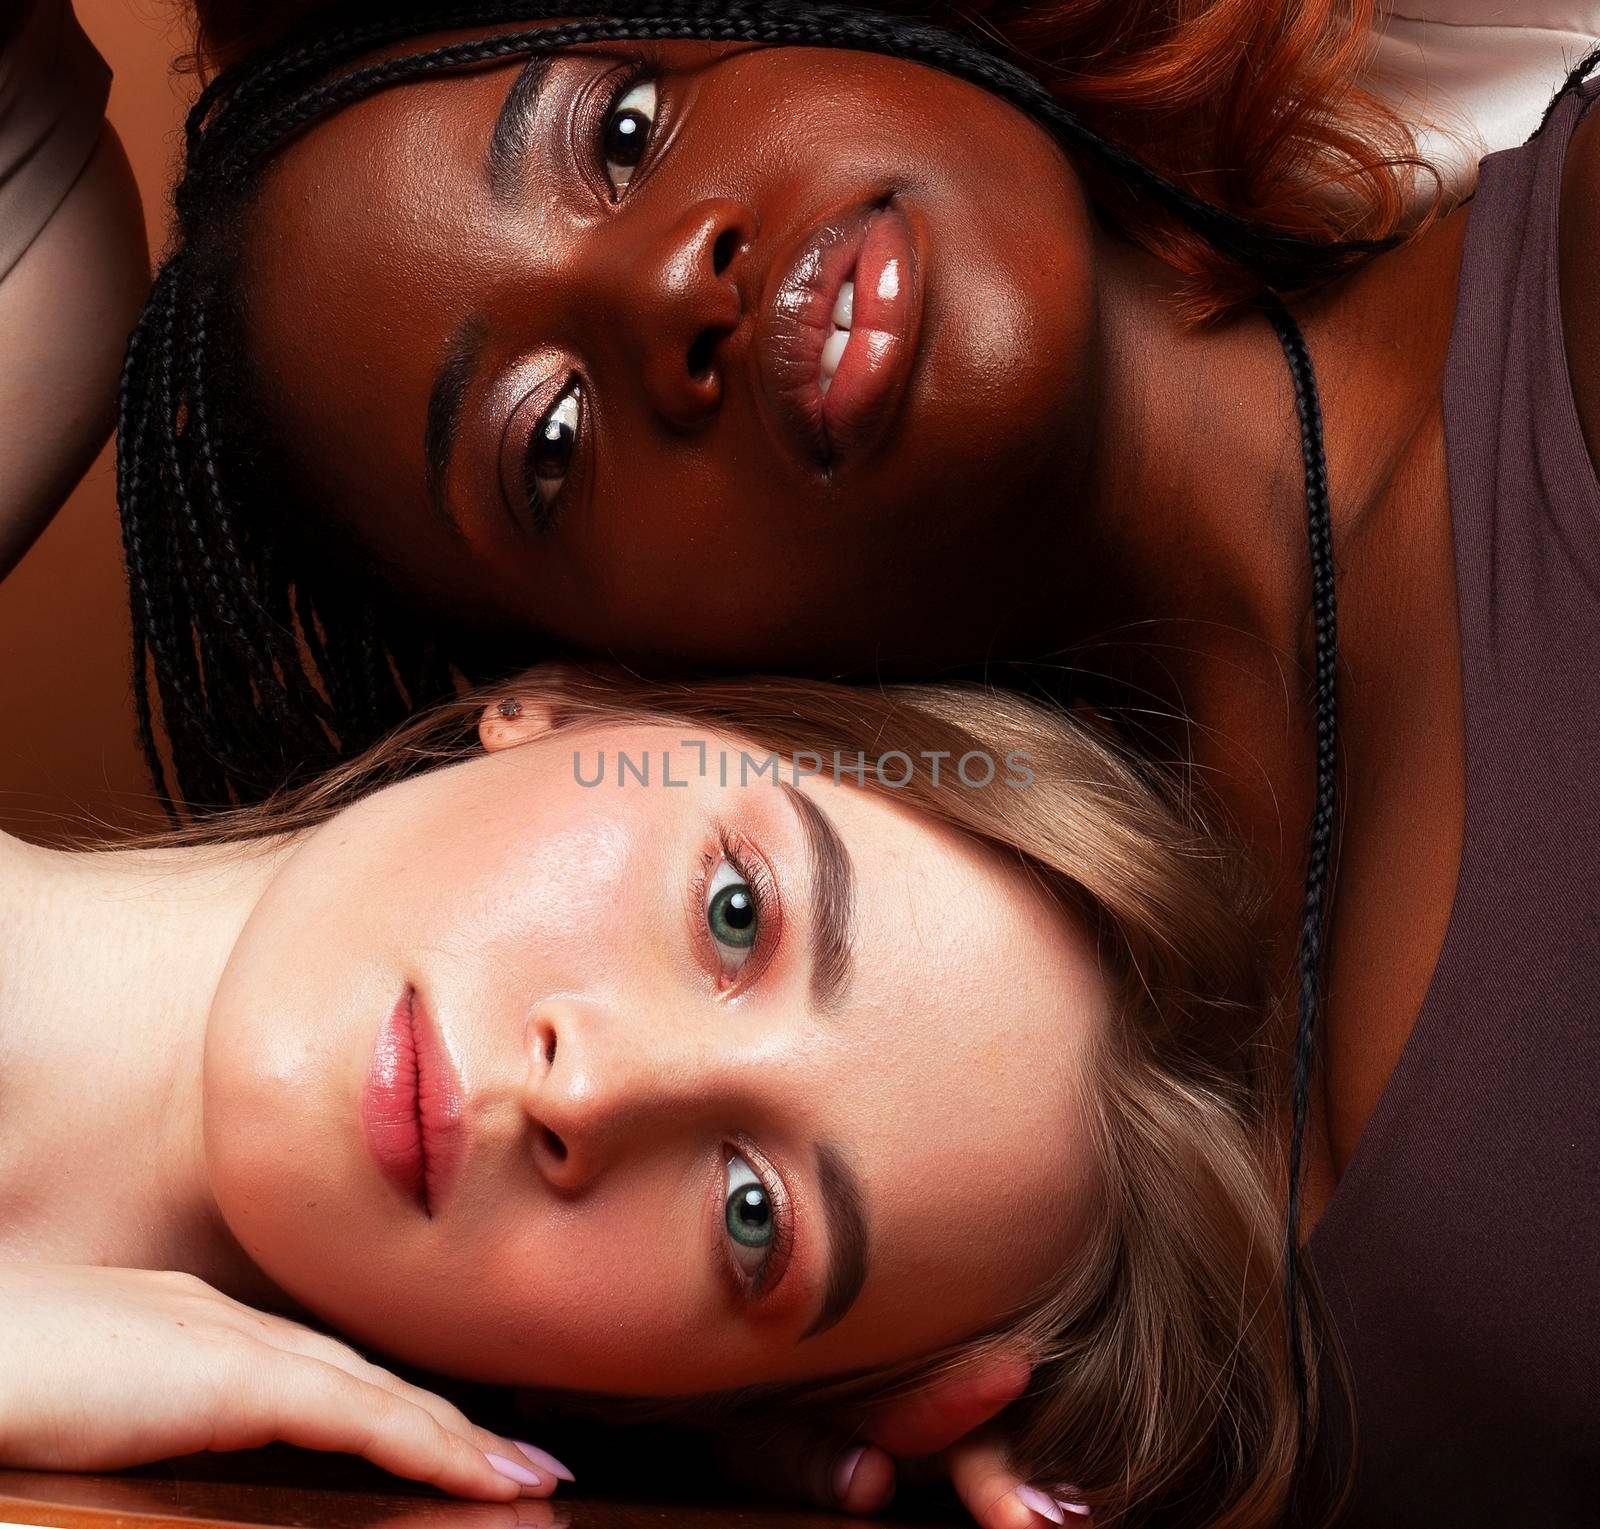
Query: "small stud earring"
497 698 524 720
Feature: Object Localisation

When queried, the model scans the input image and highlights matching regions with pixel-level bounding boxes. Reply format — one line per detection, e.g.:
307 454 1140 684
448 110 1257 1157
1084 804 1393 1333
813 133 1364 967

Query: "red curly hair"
900 0 1431 313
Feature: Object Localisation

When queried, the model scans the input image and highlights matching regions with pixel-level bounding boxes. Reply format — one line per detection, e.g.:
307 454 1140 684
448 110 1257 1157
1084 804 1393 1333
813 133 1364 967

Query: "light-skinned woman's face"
202 716 1105 1395
245 33 1097 670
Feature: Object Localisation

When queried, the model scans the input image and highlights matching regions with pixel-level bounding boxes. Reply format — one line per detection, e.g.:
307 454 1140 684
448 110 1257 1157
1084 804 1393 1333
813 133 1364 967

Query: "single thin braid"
1260 293 1341 1461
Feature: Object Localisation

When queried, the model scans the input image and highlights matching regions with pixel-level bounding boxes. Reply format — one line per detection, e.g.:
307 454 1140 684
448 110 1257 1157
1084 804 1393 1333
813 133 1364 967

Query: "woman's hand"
942 1425 1091 1526
0 1264 564 1502
711 1415 1073 1526
706 1351 1090 1524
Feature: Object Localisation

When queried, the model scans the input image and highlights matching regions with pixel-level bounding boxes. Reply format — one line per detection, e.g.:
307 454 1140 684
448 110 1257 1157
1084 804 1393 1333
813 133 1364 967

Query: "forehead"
518 716 1102 1067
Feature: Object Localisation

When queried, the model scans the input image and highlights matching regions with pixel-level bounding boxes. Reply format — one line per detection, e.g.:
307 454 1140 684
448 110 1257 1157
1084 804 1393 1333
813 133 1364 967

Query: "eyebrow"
773 784 869 1340
778 783 855 1013
423 315 488 535
800 1138 872 1342
486 52 557 201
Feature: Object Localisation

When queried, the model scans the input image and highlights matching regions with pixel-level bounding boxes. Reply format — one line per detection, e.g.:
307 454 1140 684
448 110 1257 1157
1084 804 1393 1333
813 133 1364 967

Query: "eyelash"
695 830 779 991
719 1137 795 1302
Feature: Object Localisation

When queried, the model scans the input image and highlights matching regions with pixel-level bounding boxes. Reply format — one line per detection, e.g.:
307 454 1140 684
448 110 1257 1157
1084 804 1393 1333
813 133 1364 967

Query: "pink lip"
756 198 923 469
361 987 465 1217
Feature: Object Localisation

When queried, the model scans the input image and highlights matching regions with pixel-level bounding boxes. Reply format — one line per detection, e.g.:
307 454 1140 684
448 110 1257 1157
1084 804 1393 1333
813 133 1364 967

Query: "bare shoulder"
1559 96 1600 471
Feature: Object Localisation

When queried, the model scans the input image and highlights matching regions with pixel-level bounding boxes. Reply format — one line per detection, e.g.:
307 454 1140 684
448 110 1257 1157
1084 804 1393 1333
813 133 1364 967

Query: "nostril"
542 1126 567 1162
687 327 719 380
712 226 740 275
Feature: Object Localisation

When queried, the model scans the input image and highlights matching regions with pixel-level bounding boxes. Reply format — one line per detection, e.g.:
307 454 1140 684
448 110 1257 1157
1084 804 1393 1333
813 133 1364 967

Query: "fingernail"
484 1451 543 1489
1045 1483 1093 1518
1015 1484 1067 1524
832 1444 867 1504
513 1440 575 1483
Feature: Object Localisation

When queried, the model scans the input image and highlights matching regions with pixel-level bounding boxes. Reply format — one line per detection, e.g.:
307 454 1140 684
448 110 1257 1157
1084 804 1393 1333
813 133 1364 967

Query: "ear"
477 672 570 752
478 696 560 753
859 1350 1033 1458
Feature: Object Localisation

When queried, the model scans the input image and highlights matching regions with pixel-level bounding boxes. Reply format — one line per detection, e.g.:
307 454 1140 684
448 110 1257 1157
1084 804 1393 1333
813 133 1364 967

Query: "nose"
620 197 755 431
521 994 743 1192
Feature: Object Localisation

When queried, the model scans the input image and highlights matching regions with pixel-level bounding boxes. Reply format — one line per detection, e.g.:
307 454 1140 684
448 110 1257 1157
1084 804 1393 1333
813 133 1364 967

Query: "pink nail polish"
484 1451 543 1489
513 1440 575 1482
1051 1482 1093 1516
1016 1484 1066 1524
832 1444 867 1503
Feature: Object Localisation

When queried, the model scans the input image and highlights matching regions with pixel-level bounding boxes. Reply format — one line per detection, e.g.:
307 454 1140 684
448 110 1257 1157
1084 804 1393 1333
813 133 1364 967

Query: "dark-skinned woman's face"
247 33 1097 670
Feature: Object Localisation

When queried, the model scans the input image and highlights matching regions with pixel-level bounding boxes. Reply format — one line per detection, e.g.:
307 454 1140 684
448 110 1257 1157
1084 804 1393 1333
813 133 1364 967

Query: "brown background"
0 0 190 843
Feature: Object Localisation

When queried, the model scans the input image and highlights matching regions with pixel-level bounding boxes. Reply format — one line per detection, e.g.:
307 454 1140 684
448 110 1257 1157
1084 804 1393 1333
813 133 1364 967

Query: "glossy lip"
361 987 466 1218
754 197 924 471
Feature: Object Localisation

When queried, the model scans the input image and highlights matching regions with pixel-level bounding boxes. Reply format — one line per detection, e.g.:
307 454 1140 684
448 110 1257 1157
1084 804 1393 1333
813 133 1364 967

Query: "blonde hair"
168 663 1332 1526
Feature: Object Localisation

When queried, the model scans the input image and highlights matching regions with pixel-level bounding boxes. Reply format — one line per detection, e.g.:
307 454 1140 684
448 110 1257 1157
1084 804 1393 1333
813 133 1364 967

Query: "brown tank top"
1301 73 1600 1525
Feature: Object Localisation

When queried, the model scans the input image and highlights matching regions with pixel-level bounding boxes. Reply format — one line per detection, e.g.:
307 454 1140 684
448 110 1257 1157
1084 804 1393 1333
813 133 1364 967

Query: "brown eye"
523 385 581 519
603 80 658 195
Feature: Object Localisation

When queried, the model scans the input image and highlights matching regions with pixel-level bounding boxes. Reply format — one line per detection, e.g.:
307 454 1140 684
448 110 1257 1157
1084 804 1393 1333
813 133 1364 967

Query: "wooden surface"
0 1449 965 1529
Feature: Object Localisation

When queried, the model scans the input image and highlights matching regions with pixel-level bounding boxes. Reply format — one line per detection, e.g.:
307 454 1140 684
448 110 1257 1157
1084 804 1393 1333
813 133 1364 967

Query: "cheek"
234 1145 737 1393
922 117 1098 447
361 1183 728 1390
198 848 420 1233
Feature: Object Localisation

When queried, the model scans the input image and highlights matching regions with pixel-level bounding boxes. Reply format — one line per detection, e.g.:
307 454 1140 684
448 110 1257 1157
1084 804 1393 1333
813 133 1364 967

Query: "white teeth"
819 279 856 396
832 279 855 331
819 327 851 394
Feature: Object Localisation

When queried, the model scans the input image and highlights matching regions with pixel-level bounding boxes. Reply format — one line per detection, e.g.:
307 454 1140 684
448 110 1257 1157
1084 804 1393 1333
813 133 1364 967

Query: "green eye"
725 1153 775 1276
706 859 759 965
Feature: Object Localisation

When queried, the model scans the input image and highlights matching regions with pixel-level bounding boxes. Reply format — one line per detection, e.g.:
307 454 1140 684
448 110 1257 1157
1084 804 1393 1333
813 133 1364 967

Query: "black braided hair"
1261 294 1340 1475
121 0 1398 813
